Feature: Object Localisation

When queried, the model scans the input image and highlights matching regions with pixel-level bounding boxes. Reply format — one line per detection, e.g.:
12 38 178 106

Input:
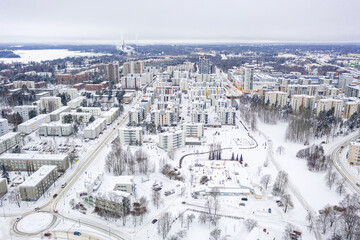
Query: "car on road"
181 201 186 204
241 197 248 201
239 203 246 206
341 146 344 149
54 210 58 213
356 183 360 187
16 217 22 221
34 207 40 211
61 183 67 188
152 219 158 224
53 194 58 198
44 233 52 237
268 208 272 213
74 231 81 236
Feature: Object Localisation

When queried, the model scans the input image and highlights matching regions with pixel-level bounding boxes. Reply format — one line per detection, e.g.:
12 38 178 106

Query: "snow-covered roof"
0 153 68 161
0 132 20 142
19 165 56 187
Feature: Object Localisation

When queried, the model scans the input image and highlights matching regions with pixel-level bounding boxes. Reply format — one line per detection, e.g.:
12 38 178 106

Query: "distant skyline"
1 0 360 44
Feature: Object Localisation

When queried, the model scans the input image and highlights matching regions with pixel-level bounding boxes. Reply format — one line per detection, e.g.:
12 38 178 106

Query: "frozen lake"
0 49 108 63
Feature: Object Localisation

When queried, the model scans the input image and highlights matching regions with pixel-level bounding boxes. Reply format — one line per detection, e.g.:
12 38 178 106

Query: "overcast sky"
1 0 359 44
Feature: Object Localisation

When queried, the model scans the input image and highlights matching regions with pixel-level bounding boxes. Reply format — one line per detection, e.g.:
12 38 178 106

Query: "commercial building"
101 108 120 125
158 130 185 152
14 105 39 122
0 178 7 198
181 123 204 138
118 127 143 146
264 91 288 108
19 165 58 201
0 118 9 137
0 132 21 154
316 99 343 118
49 106 71 121
348 140 360 165
83 118 107 139
39 123 72 137
112 176 135 194
18 114 50 134
290 95 316 113
343 102 359 119
40 97 62 113
67 96 86 109
0 153 69 172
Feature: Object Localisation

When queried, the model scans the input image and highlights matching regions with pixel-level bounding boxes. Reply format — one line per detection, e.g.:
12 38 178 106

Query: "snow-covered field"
0 49 108 63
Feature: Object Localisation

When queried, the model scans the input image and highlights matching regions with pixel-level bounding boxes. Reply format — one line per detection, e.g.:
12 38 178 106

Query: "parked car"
239 203 246 206
241 197 248 201
44 233 52 237
152 219 158 224
181 201 186 204
268 208 272 213
61 183 67 188
74 231 81 236
53 210 58 213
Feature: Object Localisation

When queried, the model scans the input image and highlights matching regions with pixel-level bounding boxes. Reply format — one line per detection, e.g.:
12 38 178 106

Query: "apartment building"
158 130 185 152
83 118 107 139
264 91 288 108
191 110 209 124
217 107 236 125
343 102 359 119
39 123 72 137
60 112 92 123
118 127 143 146
59 88 79 100
123 61 144 75
67 96 86 109
151 109 175 127
18 114 51 134
181 123 204 138
101 108 120 125
0 178 7 198
129 107 145 125
0 153 69 172
0 132 21 154
290 95 316 113
316 99 343 118
0 118 9 137
80 107 102 116
348 140 360 165
14 105 39 121
40 97 62 113
107 63 120 83
95 191 131 216
19 165 58 201
49 106 71 121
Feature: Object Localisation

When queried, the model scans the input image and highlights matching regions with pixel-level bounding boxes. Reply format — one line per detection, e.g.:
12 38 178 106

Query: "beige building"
264 91 288 108
19 165 58 201
290 95 316 113
343 102 359 119
316 99 343 118
348 140 360 165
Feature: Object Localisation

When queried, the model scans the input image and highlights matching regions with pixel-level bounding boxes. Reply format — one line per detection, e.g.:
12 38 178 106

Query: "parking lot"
22 141 83 154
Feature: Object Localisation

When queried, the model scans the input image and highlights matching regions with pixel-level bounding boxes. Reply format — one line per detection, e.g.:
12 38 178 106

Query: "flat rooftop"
0 153 68 161
19 165 56 187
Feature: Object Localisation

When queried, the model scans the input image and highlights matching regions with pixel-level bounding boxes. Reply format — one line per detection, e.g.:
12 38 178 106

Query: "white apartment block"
0 178 7 197
181 123 204 138
101 107 120 125
343 102 359 119
39 123 72 137
36 92 50 100
191 110 209 124
118 127 143 146
316 99 343 118
290 95 316 113
49 106 71 121
60 112 92 123
14 105 39 121
158 130 185 152
129 108 144 125
0 132 21 154
218 107 236 125
214 99 231 113
348 140 360 165
67 96 86 109
83 118 107 139
151 109 175 127
80 107 102 116
18 114 50 134
264 91 288 108
19 165 57 201
59 88 79 100
0 153 69 172
0 118 9 137
40 97 62 113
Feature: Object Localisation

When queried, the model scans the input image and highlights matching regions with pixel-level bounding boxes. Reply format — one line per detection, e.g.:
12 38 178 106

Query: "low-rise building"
122 91 136 103
18 114 51 134
118 127 143 146
158 130 185 152
0 178 8 198
0 118 9 137
67 96 86 109
19 165 58 201
80 107 102 116
39 123 73 136
0 132 21 154
112 176 134 194
0 153 69 172
95 191 131 217
49 106 71 121
101 108 120 125
83 118 107 139
14 105 39 122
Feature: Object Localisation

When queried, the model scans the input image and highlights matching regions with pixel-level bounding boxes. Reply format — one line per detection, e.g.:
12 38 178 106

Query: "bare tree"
260 174 271 190
158 212 173 240
317 205 332 234
272 170 289 196
244 219 258 232
210 228 221 240
276 146 285 155
325 170 338 189
152 188 161 209
257 166 262 176
339 194 360 240
198 212 208 224
336 179 346 196
186 214 195 229
281 194 294 213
